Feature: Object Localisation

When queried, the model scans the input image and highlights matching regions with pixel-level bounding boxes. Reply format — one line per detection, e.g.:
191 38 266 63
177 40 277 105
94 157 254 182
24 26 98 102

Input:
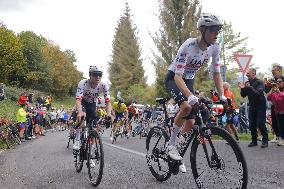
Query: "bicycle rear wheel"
190 127 248 189
146 126 171 182
87 130 104 187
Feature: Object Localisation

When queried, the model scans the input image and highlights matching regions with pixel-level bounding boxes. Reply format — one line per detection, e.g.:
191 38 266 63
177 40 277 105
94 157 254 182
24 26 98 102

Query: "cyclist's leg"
180 118 194 135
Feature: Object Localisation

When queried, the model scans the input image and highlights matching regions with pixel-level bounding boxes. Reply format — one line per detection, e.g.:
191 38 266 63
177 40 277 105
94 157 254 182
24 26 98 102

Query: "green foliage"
109 3 146 97
42 43 82 98
152 0 202 97
124 84 157 105
18 31 50 90
0 26 27 86
0 21 82 98
0 99 18 122
220 21 252 66
49 96 76 109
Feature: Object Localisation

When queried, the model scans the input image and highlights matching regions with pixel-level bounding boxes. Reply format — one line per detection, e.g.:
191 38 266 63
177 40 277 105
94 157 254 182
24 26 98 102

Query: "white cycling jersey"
76 79 110 103
168 38 221 79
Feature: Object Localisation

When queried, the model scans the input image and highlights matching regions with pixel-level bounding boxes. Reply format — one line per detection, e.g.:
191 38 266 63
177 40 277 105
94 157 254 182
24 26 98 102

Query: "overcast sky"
0 0 283 84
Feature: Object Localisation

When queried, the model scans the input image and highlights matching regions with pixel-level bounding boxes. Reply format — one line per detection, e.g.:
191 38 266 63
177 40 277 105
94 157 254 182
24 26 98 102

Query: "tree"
109 2 146 98
42 42 82 97
18 31 49 90
220 21 251 66
0 25 26 86
152 0 202 97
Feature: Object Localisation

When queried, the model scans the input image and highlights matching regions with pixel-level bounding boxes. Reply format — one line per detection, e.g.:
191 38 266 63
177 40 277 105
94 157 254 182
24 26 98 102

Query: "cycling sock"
168 125 180 146
75 129 80 141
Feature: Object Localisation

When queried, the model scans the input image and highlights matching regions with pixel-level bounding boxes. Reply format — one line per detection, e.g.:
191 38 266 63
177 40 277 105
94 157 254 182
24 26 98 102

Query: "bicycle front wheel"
87 130 104 187
146 126 171 182
190 127 248 189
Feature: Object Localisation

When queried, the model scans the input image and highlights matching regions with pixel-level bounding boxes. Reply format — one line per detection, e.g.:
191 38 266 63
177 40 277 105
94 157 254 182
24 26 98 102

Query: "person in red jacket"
223 82 240 142
18 92 28 105
267 75 284 146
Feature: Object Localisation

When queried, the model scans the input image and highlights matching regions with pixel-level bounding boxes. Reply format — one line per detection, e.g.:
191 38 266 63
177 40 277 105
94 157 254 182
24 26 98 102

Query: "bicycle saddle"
156 97 170 104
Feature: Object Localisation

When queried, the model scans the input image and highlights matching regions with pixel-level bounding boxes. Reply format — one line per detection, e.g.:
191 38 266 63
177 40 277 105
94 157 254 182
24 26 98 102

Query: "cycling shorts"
165 71 195 119
114 112 124 123
226 110 236 125
128 112 134 120
18 122 26 128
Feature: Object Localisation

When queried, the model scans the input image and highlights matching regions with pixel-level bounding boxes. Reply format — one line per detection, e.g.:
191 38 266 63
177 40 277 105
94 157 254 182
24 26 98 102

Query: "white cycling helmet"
89 65 103 73
197 13 223 28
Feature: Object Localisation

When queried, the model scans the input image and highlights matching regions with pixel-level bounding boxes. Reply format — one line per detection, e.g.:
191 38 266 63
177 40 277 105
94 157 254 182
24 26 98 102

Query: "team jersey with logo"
168 38 221 79
113 102 128 114
76 79 110 103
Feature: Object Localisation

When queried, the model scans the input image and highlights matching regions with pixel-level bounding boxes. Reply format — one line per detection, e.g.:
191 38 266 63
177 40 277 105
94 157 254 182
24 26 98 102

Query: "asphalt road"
0 128 284 189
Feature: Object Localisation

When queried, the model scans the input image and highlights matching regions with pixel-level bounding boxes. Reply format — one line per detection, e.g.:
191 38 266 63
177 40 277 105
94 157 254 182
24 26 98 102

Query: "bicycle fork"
198 128 220 169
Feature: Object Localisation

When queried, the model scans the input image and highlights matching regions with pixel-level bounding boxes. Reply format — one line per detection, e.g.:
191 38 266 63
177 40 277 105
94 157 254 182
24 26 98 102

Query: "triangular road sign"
234 54 253 74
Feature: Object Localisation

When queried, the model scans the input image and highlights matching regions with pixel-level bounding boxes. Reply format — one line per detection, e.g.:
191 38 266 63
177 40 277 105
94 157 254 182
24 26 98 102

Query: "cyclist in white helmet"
74 65 112 150
165 13 227 173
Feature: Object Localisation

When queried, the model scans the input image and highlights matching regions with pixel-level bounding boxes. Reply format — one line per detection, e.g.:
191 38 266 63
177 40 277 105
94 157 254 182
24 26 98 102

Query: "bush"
5 86 48 103
0 99 18 122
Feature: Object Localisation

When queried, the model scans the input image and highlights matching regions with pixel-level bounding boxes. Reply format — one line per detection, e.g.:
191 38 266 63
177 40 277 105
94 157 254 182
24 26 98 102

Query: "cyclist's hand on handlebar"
188 94 199 106
220 95 227 103
107 114 114 123
77 111 85 124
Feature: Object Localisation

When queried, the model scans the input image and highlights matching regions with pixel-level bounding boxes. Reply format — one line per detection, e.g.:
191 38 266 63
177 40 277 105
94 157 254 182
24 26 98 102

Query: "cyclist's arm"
76 99 84 115
174 74 193 97
213 72 224 97
212 45 224 97
105 100 112 117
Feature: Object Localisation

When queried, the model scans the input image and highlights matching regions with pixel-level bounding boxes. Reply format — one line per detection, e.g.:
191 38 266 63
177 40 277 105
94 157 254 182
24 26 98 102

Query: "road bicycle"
0 123 21 149
67 122 76 148
73 117 104 187
146 98 248 189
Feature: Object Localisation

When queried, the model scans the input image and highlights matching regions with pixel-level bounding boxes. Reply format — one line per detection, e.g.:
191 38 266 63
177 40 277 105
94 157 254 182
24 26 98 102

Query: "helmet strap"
201 27 211 47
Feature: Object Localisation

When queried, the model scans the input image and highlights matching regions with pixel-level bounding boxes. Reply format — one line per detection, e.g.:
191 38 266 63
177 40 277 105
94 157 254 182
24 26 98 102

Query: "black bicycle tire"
145 126 171 182
87 130 104 187
190 127 248 189
75 138 84 172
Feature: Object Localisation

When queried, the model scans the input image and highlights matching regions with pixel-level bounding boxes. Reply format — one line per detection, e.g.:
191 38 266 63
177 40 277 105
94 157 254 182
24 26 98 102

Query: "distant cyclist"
74 65 112 150
165 13 227 173
111 99 128 138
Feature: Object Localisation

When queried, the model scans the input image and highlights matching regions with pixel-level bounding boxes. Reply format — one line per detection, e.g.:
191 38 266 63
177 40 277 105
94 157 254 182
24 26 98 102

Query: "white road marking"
104 142 146 158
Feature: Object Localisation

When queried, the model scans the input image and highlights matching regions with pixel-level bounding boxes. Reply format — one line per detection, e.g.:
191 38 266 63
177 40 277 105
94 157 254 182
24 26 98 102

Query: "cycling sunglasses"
90 72 102 77
208 25 222 33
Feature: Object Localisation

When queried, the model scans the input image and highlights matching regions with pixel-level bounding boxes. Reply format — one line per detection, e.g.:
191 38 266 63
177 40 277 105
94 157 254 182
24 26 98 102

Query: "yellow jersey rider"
112 99 128 123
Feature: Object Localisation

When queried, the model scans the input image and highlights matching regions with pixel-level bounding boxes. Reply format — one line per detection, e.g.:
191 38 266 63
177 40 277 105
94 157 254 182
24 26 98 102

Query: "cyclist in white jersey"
73 65 112 150
165 13 227 173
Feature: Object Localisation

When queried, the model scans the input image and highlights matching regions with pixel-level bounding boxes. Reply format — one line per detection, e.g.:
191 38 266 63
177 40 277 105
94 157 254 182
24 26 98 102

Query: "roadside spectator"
18 92 28 105
264 65 282 143
47 96 52 110
223 82 240 142
36 96 44 105
44 97 50 110
238 68 268 148
17 97 28 142
48 107 57 132
28 93 34 104
57 105 66 131
34 105 45 137
267 75 284 146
